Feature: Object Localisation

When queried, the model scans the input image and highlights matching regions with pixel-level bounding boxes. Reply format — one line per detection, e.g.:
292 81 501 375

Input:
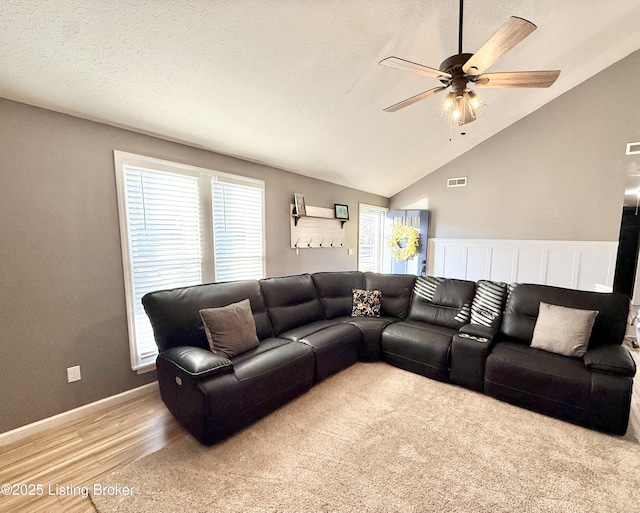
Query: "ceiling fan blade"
462 17 537 76
475 70 560 88
383 86 447 112
379 56 452 81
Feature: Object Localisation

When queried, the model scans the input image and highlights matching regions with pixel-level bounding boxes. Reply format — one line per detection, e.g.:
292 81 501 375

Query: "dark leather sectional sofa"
143 271 636 445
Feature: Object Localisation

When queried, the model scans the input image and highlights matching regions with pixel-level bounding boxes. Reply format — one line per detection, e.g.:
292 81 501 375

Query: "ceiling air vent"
447 177 467 188
626 142 640 155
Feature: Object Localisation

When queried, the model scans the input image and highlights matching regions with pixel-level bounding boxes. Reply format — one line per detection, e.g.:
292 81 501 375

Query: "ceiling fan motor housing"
440 53 474 92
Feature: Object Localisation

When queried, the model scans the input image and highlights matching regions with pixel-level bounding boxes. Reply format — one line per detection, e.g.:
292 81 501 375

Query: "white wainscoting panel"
430 239 618 292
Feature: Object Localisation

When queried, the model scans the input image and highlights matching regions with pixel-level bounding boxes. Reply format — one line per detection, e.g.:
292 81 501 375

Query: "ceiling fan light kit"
437 89 486 125
380 0 560 127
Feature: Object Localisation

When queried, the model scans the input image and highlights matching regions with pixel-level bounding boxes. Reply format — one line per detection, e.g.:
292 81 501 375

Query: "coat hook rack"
290 203 347 249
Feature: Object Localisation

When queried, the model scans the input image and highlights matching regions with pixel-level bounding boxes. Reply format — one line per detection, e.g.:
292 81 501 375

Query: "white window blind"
122 166 203 367
114 151 265 371
212 180 265 282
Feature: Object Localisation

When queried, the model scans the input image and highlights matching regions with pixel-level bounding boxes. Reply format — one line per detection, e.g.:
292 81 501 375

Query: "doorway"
358 204 387 273
613 207 640 300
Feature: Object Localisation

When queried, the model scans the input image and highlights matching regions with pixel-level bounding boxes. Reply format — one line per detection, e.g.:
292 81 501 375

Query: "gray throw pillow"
530 302 598 357
199 298 259 358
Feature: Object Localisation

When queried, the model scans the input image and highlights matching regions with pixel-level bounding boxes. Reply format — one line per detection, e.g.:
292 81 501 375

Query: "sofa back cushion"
142 280 273 352
364 272 416 319
501 283 629 348
260 274 325 334
408 276 476 329
312 271 365 319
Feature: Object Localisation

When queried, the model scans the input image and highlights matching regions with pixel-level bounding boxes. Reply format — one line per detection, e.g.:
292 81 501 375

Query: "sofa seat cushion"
231 340 314 384
314 315 399 361
345 316 399 361
230 337 292 365
298 323 361 381
278 319 345 342
380 320 457 381
485 341 592 418
345 315 399 332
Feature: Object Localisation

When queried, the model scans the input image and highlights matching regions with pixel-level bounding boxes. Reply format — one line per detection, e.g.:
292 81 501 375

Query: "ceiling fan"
379 0 560 125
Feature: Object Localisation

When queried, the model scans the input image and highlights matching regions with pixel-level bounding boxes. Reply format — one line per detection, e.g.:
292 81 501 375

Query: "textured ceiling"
1 1 639 197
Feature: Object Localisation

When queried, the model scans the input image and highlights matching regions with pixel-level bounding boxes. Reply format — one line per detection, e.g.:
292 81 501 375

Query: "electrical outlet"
67 365 81 383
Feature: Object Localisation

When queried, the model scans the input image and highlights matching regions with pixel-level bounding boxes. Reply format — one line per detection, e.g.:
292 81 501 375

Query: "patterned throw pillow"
352 289 382 317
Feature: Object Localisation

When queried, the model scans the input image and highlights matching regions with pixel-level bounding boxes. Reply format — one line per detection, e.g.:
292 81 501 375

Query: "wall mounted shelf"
293 214 347 229
290 204 346 249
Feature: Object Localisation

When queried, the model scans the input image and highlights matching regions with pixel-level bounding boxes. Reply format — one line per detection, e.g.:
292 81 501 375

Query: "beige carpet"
92 362 640 513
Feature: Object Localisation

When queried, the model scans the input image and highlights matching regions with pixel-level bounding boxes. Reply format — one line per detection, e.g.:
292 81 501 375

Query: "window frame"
113 151 265 372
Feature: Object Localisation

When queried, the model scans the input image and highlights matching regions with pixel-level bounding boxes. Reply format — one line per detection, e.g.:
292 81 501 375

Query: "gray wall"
391 50 640 242
0 98 387 434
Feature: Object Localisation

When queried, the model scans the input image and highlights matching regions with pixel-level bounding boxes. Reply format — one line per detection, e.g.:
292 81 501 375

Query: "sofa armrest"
458 324 498 343
583 345 636 378
158 346 233 383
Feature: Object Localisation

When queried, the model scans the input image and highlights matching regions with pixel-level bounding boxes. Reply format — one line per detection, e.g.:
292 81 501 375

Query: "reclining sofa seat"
381 277 477 381
485 283 636 435
259 273 362 381
142 279 316 445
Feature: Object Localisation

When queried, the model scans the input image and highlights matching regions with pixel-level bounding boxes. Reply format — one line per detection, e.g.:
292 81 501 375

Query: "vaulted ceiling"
1 1 639 197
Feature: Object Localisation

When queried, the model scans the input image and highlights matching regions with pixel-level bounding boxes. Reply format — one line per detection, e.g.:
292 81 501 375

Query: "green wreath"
386 225 419 261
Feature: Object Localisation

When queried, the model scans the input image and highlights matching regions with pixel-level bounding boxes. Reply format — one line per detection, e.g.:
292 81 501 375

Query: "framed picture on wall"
334 203 349 220
293 193 306 216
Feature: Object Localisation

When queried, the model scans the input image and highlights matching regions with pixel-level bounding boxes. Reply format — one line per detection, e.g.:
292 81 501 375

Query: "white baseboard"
0 381 159 447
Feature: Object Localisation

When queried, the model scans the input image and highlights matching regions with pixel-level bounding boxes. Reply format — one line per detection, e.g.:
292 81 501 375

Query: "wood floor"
0 388 186 513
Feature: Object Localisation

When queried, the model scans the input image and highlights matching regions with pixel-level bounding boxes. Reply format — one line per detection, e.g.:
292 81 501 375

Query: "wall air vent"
447 177 467 188
626 142 640 155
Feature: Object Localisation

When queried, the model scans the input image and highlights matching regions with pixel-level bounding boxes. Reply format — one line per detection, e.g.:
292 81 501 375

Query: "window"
114 151 265 370
212 180 264 282
358 203 388 272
